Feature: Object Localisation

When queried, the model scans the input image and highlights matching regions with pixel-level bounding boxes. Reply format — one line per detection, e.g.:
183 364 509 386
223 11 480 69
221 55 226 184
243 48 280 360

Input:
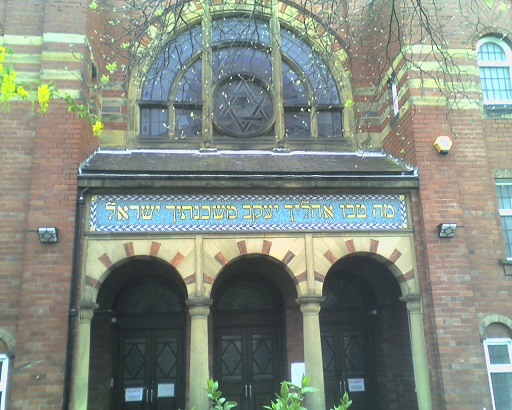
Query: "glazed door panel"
117 330 183 410
322 326 374 410
217 327 279 410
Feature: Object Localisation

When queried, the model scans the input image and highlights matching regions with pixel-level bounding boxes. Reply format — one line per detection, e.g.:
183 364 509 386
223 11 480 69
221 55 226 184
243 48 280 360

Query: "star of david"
214 77 274 137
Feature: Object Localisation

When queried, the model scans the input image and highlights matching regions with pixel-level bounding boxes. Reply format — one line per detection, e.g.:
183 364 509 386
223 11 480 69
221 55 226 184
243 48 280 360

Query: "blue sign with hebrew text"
89 194 408 233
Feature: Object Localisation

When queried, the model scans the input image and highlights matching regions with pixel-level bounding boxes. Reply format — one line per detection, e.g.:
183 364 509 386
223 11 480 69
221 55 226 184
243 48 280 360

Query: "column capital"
79 303 98 322
400 293 422 313
297 296 325 316
186 298 213 318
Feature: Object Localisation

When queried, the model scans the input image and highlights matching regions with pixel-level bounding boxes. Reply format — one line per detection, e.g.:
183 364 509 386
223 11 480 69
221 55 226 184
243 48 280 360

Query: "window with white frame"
497 181 512 260
0 354 8 410
484 338 512 410
391 81 399 117
477 37 512 105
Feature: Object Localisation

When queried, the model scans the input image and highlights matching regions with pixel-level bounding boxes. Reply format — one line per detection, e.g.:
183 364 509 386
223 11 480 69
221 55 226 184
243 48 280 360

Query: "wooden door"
322 325 375 410
116 329 183 410
216 326 280 410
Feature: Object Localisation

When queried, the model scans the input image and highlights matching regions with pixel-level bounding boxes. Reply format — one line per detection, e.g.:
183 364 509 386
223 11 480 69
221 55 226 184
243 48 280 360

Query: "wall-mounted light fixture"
434 136 453 155
437 223 457 238
38 227 58 243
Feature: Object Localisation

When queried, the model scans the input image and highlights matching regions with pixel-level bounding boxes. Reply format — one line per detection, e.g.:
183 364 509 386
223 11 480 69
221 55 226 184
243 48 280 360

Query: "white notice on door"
125 387 144 402
347 378 365 392
158 383 175 398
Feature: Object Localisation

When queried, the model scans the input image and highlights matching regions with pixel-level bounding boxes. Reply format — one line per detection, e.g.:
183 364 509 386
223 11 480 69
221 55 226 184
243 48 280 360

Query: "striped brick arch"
82 234 417 304
314 235 418 297
201 236 308 297
83 238 196 304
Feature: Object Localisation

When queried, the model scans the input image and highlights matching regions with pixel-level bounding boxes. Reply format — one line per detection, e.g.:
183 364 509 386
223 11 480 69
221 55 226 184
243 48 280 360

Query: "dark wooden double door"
116 329 184 410
215 316 282 410
322 324 375 410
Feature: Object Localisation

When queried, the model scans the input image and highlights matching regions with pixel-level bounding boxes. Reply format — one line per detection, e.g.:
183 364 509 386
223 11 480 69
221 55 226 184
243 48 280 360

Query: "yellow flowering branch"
0 46 103 136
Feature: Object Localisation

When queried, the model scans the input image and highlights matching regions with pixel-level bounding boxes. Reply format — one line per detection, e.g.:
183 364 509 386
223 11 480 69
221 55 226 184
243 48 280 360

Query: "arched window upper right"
477 37 512 105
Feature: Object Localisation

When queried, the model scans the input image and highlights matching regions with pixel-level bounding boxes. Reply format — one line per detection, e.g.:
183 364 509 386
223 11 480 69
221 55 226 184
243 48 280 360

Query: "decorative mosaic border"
89 194 408 233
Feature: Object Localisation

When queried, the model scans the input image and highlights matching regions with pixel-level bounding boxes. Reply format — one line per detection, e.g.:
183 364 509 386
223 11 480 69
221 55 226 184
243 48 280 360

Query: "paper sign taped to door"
291 362 306 386
125 387 144 402
348 378 365 392
158 383 175 397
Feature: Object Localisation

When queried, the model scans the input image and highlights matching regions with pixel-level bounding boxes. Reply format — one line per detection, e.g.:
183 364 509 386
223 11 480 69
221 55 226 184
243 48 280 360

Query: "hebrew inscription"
89 194 408 233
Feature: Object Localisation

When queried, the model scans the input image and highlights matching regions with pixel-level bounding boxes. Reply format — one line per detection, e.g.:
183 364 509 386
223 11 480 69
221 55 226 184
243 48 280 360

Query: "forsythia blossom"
16 85 28 100
1 71 17 103
38 83 51 113
92 120 104 137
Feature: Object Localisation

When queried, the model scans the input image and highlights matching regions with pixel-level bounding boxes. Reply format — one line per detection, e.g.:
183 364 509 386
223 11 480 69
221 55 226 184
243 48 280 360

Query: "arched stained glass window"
139 14 344 145
477 37 512 104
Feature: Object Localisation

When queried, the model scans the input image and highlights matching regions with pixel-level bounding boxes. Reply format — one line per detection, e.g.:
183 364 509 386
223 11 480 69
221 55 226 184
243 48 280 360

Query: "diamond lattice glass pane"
156 338 178 379
252 335 273 379
491 372 512 410
344 335 364 372
321 333 336 373
221 336 243 380
124 339 146 382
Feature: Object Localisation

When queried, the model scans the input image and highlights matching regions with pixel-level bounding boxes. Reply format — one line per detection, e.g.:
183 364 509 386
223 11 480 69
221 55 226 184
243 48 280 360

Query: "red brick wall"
0 0 98 407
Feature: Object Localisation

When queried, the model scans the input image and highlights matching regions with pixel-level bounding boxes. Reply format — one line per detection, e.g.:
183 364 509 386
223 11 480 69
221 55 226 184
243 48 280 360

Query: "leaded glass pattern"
321 333 336 373
216 281 275 310
321 279 364 309
344 333 365 372
119 283 183 313
221 335 243 381
252 335 273 380
477 38 512 104
123 338 146 384
139 15 343 142
156 337 178 379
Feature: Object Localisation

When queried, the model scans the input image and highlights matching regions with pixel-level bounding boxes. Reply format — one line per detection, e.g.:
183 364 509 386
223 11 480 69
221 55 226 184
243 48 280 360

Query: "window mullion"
270 0 284 147
201 0 214 149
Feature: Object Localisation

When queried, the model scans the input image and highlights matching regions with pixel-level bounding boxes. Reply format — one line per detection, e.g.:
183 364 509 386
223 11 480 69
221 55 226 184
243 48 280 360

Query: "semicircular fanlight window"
322 279 365 309
217 280 275 311
140 15 343 141
120 283 183 314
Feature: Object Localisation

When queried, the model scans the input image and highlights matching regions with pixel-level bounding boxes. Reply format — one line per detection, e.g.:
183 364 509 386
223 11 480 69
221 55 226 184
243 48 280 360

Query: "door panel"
217 327 280 410
322 326 374 410
117 330 182 410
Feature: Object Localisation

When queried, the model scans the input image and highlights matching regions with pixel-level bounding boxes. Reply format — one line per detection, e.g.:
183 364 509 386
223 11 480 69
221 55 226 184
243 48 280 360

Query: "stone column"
73 303 97 410
187 299 212 410
298 296 326 410
401 295 433 410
